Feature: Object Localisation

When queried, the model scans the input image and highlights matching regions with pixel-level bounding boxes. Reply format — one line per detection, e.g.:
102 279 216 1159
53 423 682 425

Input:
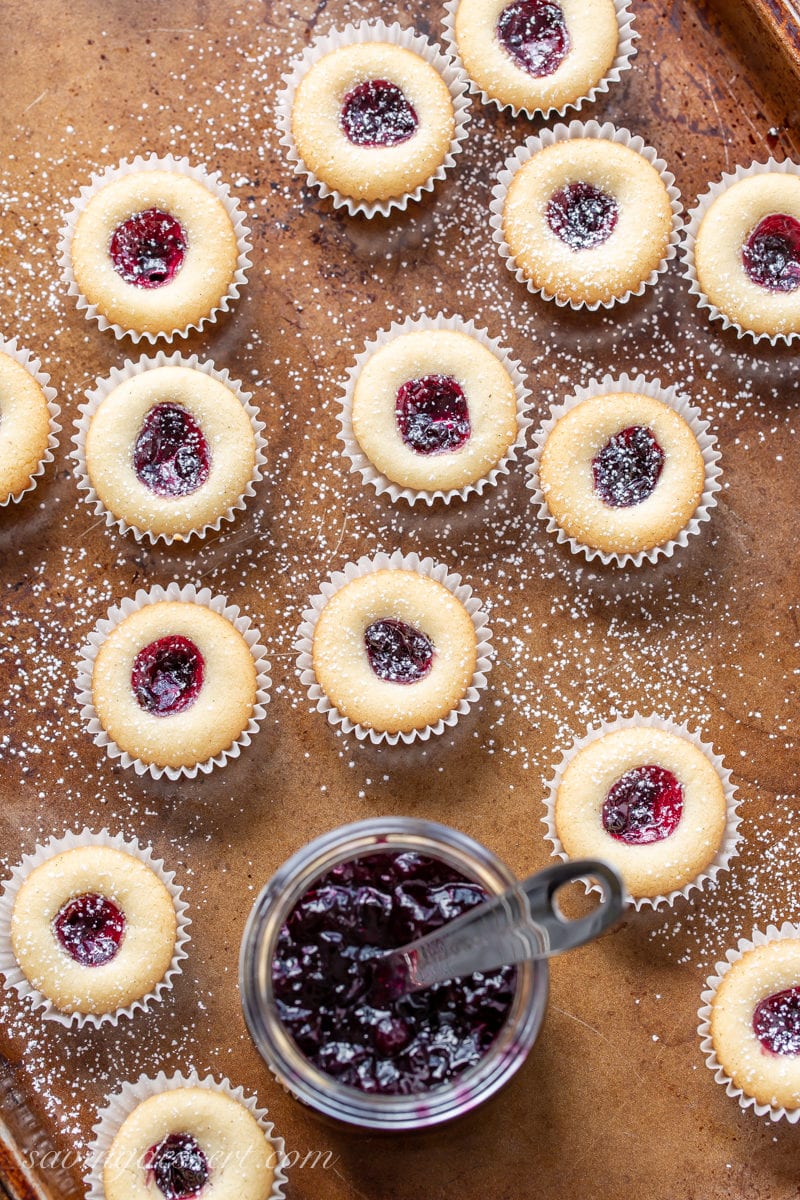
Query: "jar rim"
239 817 548 1131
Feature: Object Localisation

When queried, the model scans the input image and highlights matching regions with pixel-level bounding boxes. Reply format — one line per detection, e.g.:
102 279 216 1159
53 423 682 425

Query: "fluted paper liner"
542 713 741 911
0 828 191 1028
338 312 532 505
57 153 253 343
71 352 267 544
526 371 722 567
698 922 800 1123
87 1070 288 1200
76 583 271 780
275 20 472 219
489 121 683 309
441 0 637 119
681 157 800 346
0 335 61 506
296 549 493 744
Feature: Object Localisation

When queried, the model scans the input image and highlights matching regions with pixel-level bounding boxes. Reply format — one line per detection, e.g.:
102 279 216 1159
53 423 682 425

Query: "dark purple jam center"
145 1134 209 1200
547 182 620 250
133 403 211 498
753 988 800 1057
742 213 800 293
602 765 684 845
496 0 570 77
109 208 187 288
273 852 516 1095
53 893 125 967
592 425 665 508
395 374 471 456
364 618 434 684
340 79 418 148
131 635 205 716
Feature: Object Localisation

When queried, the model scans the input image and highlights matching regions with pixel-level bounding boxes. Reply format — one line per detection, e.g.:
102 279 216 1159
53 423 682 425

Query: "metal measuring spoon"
371 858 625 1000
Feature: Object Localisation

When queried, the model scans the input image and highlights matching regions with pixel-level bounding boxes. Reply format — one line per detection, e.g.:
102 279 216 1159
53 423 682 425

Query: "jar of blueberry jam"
240 819 547 1131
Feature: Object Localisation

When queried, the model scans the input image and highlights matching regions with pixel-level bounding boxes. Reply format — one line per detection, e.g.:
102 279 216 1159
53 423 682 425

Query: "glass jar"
239 816 548 1132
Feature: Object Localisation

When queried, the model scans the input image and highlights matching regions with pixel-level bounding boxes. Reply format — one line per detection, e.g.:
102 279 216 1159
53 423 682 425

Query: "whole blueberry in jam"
340 80 418 148
364 618 434 684
133 403 211 498
753 988 800 1056
742 213 800 293
145 1133 209 1200
109 208 187 288
496 0 570 77
272 851 516 1095
395 374 471 456
592 425 665 508
602 765 684 845
132 635 205 716
547 182 620 250
53 893 126 967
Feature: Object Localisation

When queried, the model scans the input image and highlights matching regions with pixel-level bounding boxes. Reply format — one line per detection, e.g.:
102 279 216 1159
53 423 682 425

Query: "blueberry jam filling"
395 374 471 456
145 1133 209 1200
742 213 800 293
602 765 684 845
133 403 211 498
364 618 434 684
340 80 418 148
53 893 126 967
753 988 800 1056
272 851 516 1095
547 182 619 250
131 635 205 716
109 208 187 288
496 0 570 77
592 425 665 508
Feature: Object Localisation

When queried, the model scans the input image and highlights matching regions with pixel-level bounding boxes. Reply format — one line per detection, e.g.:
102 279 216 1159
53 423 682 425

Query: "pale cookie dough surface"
351 329 518 491
539 392 705 554
711 940 800 1110
455 0 619 112
104 1087 275 1200
291 43 455 203
502 139 673 304
10 846 177 1014
695 173 800 336
85 366 257 537
0 351 52 500
70 170 239 336
554 727 727 898
92 602 257 769
312 570 477 733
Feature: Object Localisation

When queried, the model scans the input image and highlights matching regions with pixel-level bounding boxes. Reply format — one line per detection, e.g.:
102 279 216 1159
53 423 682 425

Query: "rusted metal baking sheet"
1 1 799 1198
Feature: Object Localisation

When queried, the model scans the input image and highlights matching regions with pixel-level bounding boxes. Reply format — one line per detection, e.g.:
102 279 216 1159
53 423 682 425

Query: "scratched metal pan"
0 1 799 1199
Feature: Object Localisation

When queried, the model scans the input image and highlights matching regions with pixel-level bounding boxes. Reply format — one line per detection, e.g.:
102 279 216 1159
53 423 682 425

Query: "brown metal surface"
1 1 799 1198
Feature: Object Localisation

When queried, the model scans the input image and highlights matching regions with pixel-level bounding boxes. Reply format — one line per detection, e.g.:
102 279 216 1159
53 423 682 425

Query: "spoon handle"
388 859 625 995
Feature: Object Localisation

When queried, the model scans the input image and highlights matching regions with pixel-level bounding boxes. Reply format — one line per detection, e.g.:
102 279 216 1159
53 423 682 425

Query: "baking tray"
1 0 799 1197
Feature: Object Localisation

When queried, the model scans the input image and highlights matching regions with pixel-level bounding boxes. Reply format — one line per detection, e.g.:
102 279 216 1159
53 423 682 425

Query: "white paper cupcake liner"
441 0 637 120
70 352 267 545
698 922 800 1123
57 153 253 343
681 157 800 346
87 1070 288 1200
296 549 493 745
0 828 191 1029
489 121 683 309
525 371 723 568
0 335 61 506
275 20 472 219
337 312 532 506
76 583 271 781
542 712 741 912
